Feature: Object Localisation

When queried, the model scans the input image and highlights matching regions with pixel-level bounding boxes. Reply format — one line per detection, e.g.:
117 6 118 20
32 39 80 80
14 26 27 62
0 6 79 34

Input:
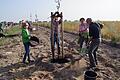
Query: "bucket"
84 70 97 80
29 36 39 47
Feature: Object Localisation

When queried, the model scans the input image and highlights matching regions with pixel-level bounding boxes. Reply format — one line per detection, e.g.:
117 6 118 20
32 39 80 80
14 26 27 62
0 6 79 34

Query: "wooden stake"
61 12 64 58
51 12 55 60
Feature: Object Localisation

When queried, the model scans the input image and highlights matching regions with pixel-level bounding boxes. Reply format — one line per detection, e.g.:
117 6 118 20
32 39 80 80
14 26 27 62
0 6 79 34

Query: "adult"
86 18 102 68
79 18 89 53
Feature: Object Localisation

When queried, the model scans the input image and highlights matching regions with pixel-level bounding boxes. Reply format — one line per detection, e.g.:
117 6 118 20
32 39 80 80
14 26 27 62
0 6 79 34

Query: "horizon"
0 0 120 22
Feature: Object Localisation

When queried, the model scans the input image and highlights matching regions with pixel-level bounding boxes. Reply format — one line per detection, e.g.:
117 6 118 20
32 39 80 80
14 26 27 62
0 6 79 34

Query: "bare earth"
0 27 120 80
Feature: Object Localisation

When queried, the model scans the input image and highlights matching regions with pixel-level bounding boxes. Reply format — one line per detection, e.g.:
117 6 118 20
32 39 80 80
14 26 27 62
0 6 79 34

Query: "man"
86 18 102 68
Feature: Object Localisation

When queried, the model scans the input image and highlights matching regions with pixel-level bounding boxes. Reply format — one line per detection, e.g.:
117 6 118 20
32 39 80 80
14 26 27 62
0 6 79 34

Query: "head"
22 21 29 29
86 18 92 24
54 16 58 20
25 22 29 29
98 23 104 29
80 18 85 23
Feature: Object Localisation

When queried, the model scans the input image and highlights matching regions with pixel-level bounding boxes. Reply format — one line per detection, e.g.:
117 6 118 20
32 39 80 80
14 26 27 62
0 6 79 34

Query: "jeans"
88 39 100 67
23 42 30 63
50 33 60 47
54 33 60 46
50 33 60 55
79 34 88 48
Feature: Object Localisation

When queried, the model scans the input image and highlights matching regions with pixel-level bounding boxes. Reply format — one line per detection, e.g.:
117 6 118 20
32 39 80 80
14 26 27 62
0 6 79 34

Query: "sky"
0 0 120 22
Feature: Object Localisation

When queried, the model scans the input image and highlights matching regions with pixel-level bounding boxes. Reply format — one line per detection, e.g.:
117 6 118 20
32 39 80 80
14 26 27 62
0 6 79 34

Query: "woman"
79 18 89 53
21 21 31 64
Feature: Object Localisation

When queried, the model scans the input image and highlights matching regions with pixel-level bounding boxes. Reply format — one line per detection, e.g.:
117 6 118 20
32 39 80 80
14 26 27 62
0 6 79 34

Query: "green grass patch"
4 25 21 35
0 25 21 46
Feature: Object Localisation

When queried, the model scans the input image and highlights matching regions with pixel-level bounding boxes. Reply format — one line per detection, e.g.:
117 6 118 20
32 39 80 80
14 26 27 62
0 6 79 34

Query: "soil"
0 27 120 80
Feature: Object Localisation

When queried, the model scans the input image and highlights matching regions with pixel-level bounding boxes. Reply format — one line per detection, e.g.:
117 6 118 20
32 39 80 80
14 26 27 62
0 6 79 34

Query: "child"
21 21 31 64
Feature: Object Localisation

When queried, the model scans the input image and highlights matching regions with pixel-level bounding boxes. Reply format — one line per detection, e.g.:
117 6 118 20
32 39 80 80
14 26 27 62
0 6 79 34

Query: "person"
51 15 62 55
86 18 102 68
21 21 31 64
26 21 32 31
79 18 89 53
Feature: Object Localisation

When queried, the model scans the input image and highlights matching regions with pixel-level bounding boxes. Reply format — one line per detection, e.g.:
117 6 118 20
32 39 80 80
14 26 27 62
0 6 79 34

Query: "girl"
21 21 31 64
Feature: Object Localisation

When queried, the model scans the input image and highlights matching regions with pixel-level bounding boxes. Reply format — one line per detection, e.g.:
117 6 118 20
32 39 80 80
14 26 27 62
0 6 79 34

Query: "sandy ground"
0 26 120 80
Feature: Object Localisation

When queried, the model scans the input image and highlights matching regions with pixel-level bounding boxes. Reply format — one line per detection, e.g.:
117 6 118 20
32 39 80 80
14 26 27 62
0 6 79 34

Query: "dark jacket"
89 22 101 39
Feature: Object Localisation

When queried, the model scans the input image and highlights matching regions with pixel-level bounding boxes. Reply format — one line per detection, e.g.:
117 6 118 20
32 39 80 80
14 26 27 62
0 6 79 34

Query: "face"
80 19 85 23
22 22 26 28
86 18 92 24
80 18 85 23
25 23 29 29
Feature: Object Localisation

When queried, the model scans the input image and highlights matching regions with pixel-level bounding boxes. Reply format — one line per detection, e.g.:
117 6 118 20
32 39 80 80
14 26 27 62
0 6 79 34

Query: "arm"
87 26 93 44
22 29 30 39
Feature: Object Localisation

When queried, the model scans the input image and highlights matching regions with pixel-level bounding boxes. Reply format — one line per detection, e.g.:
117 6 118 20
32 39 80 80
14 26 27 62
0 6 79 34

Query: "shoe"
22 61 29 64
28 60 34 63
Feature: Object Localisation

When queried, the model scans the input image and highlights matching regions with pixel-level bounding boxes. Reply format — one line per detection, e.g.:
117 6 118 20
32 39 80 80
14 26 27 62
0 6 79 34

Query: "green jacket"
22 28 30 43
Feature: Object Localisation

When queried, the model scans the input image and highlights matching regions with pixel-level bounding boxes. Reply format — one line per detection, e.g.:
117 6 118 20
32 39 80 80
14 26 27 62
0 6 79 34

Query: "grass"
101 21 120 42
0 25 21 46
4 25 21 35
33 21 120 43
1 21 120 45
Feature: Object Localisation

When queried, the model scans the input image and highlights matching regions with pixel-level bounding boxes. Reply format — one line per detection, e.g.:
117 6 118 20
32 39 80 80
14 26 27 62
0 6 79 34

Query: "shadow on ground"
0 54 85 80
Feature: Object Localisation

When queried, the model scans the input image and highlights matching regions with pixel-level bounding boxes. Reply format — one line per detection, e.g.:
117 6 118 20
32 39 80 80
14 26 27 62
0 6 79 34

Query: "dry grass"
101 21 120 42
33 21 120 42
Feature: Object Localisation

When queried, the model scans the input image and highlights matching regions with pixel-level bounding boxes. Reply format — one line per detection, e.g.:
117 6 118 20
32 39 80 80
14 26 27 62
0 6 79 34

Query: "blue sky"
0 0 120 22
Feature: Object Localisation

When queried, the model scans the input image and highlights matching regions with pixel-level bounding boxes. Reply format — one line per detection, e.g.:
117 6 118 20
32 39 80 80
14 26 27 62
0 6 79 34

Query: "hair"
80 18 85 21
22 22 26 28
86 18 92 23
98 23 104 29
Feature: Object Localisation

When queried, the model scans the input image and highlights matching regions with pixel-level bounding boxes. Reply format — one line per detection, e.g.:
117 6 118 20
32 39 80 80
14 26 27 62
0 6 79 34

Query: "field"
0 26 120 80
0 22 120 80
33 21 120 43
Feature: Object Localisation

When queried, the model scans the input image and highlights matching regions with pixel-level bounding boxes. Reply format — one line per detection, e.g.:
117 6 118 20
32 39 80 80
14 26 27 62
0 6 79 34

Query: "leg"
79 36 84 48
85 36 89 47
26 42 30 62
23 43 28 63
87 41 98 67
54 33 57 48
79 35 85 53
93 46 99 65
57 33 60 55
